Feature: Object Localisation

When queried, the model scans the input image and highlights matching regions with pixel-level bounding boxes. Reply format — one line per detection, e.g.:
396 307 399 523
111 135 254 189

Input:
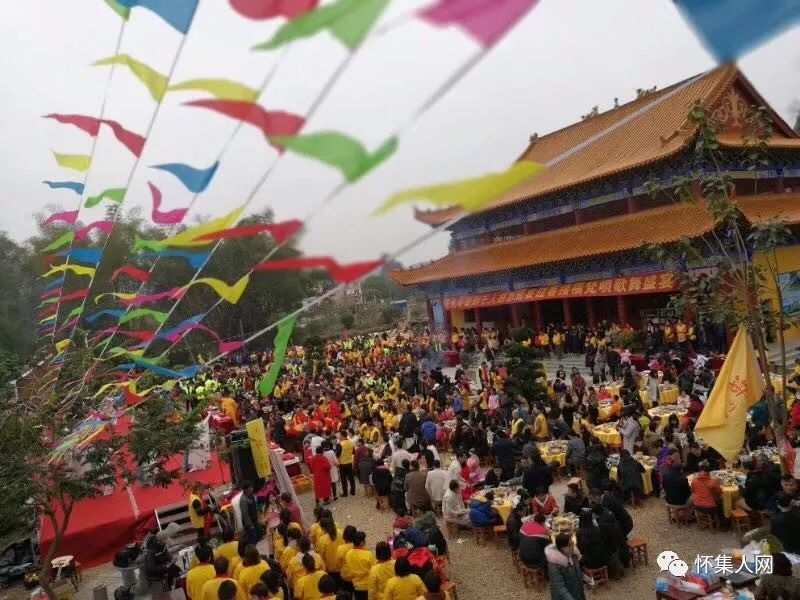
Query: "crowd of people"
162 319 800 600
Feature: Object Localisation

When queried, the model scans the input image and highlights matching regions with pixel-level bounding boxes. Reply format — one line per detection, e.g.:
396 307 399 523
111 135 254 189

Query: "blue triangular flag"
85 309 126 323
116 0 198 34
676 0 800 61
57 248 104 265
151 161 219 193
43 180 86 195
136 250 211 269
44 277 65 291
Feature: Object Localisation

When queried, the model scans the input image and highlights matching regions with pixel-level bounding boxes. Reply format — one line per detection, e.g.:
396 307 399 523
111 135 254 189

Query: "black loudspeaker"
225 436 259 486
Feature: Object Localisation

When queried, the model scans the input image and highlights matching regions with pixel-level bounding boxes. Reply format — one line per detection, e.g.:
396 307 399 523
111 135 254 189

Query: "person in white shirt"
390 447 414 470
676 391 691 409
425 460 448 504
445 453 467 488
442 479 472 527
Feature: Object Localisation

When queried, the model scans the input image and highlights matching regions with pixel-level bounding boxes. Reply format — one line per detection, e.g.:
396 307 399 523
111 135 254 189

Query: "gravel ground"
9 468 736 600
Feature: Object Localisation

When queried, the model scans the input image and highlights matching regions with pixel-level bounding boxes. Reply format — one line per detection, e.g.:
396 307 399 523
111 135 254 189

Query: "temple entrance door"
540 300 564 326
567 298 587 326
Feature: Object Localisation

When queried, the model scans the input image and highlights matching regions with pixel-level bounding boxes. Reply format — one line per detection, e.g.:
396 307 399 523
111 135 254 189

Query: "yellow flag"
43 264 97 278
168 78 259 102
695 327 764 462
183 274 250 304
39 314 57 324
373 160 545 216
95 292 137 304
55 339 72 355
158 205 245 248
246 418 271 477
93 54 168 101
53 151 92 172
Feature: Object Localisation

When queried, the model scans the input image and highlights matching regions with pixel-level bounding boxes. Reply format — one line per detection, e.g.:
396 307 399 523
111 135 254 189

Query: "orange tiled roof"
415 64 798 225
413 206 464 226
392 193 800 286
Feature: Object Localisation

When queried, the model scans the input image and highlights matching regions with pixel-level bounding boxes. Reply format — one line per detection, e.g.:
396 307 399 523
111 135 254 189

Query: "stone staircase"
540 353 588 380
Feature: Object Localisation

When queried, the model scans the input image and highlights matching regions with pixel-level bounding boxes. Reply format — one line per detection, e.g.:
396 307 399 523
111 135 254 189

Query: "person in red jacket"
308 446 333 504
532 487 559 517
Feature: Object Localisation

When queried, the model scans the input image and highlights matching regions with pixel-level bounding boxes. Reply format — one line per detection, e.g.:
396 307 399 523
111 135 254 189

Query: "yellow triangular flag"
52 151 92 172
157 205 245 248
168 78 259 102
55 339 72 355
183 274 250 304
695 327 764 462
373 160 545 216
93 54 168 101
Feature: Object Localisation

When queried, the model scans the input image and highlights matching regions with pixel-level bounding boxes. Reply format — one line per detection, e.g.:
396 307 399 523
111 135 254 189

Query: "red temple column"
523 221 534 235
574 208 583 225
511 303 522 328
562 298 573 327
475 308 483 336
482 231 493 246
534 302 544 329
626 195 639 214
426 299 435 329
586 298 596 329
616 295 628 326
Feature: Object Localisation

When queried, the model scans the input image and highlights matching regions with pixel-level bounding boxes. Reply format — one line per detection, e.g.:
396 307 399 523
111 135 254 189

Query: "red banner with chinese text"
442 273 676 310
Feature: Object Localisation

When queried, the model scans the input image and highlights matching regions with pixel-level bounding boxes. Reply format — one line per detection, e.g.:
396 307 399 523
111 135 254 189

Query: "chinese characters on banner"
442 273 677 311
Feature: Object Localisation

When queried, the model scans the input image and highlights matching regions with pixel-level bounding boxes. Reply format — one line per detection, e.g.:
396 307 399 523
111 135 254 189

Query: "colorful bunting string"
85 187 126 208
253 256 382 283
257 314 297 396
42 210 79 227
229 0 318 20
44 114 145 156
43 181 85 195
52 151 92 172
253 0 390 51
111 265 152 282
135 205 244 251
168 78 259 102
41 232 75 252
135 250 212 269
269 132 398 182
93 54 168 101
373 160 545 215
75 220 114 240
191 219 303 244
148 182 187 224
675 0 800 62
116 0 198 34
183 100 304 149
43 264 97 278
56 248 105 265
419 0 540 49
150 161 219 193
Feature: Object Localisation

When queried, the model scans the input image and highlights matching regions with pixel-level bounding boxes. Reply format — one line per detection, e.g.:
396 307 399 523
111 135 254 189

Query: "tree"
340 312 355 330
0 343 204 599
504 328 547 406
644 103 789 450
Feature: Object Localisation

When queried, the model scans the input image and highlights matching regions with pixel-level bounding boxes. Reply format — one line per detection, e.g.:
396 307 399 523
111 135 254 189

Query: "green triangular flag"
86 187 126 208
119 308 169 325
270 132 398 183
253 0 389 51
104 0 131 19
258 314 298 397
42 231 76 252
66 305 85 319
134 235 165 253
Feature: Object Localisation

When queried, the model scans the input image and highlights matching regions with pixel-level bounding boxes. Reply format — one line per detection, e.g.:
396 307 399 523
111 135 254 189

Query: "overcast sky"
1 0 798 268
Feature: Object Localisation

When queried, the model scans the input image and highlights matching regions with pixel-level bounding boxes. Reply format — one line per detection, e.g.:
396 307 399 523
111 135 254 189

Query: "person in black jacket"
595 483 633 537
563 482 590 515
662 463 691 507
492 430 515 480
770 493 800 554
399 406 418 447
505 503 524 552
143 535 180 589
522 454 554 498
518 513 550 569
576 510 608 570
593 502 630 573
585 443 609 490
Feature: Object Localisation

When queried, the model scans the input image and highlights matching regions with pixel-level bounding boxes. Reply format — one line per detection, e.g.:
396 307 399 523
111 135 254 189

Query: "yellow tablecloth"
659 387 679 405
688 475 740 518
539 446 566 467
593 425 621 446
494 499 513 523
609 464 654 495
648 408 688 429
639 390 652 408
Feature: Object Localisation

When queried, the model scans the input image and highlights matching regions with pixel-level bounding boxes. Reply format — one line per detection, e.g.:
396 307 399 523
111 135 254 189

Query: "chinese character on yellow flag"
246 418 271 477
695 327 764 463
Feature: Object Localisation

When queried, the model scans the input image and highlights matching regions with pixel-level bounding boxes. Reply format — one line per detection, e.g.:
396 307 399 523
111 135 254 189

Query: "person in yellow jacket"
188 483 211 541
227 540 247 576
316 519 346 581
341 531 375 599
200 557 247 600
286 539 325 590
236 546 269 593
333 526 357 579
219 393 240 427
294 554 326 600
213 531 239 564
186 546 216 600
279 528 302 572
368 542 395 600
532 406 549 441
384 557 425 600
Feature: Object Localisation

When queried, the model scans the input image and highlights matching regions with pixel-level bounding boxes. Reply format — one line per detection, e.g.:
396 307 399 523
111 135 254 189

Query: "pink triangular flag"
419 0 538 48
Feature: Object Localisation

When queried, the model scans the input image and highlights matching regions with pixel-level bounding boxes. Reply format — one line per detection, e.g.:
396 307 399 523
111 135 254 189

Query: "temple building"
391 64 800 338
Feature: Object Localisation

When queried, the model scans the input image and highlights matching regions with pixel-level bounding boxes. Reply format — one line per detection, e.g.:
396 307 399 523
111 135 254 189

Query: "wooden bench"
582 566 609 587
627 538 648 567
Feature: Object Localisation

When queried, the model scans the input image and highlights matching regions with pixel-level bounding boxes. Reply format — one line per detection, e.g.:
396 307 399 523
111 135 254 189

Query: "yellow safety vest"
188 493 204 529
